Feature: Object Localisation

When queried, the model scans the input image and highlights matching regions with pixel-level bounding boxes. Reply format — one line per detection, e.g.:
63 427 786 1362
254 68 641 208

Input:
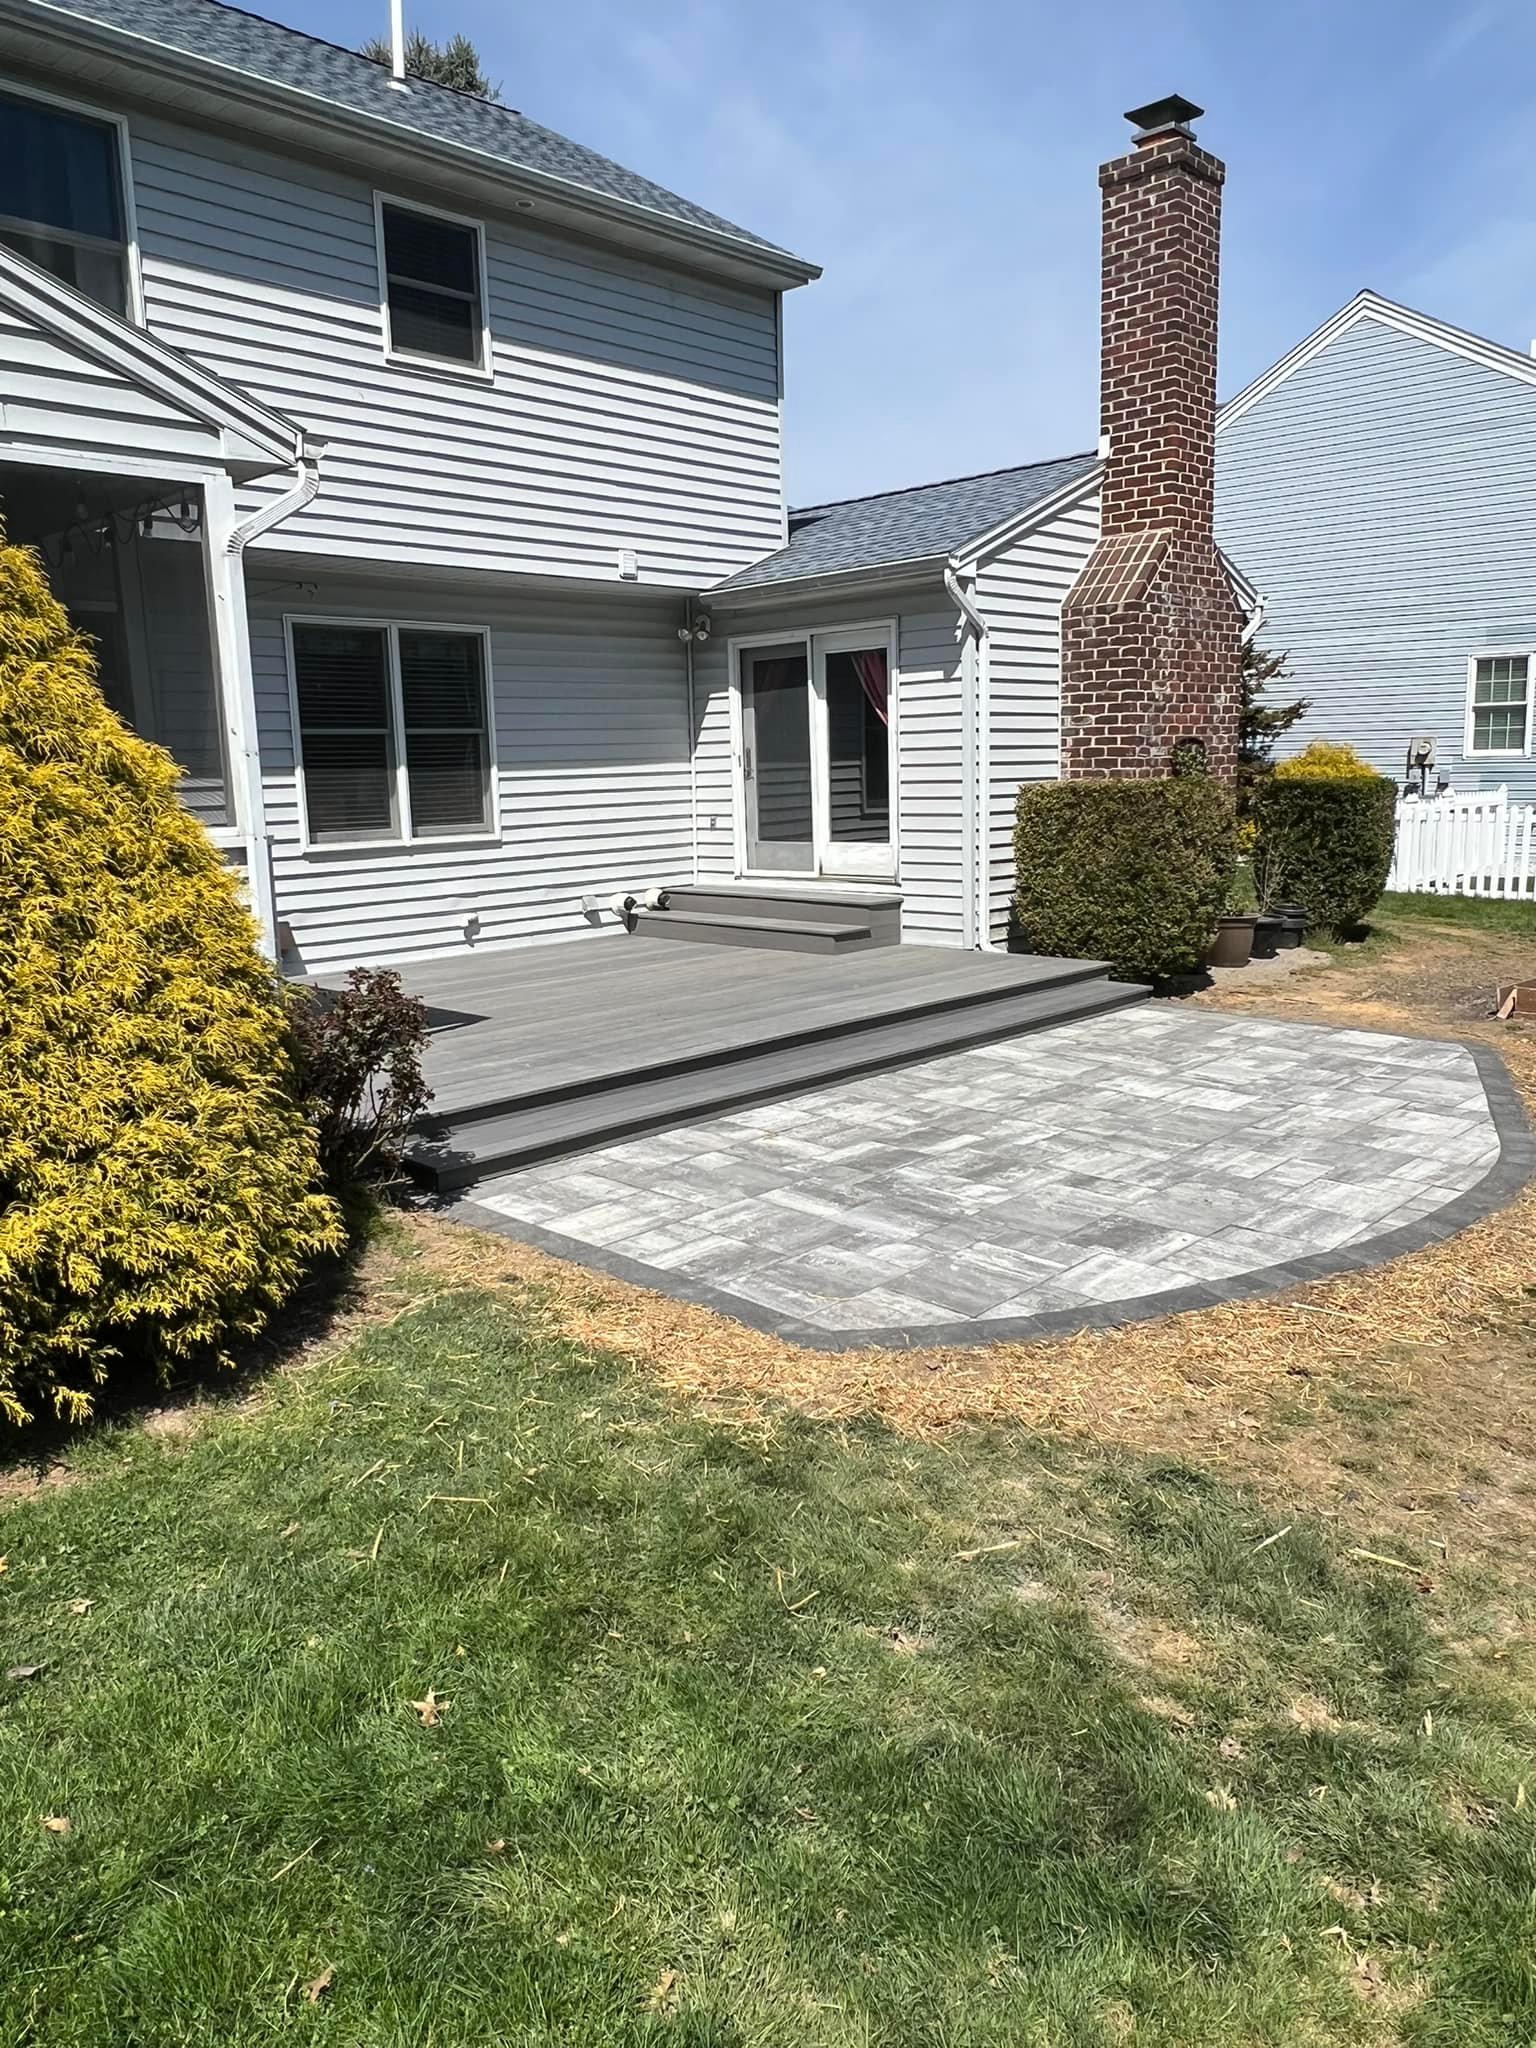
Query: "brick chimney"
1059 95 1243 780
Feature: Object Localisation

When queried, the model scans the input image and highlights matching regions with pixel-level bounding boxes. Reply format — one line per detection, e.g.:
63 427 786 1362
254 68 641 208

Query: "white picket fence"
1388 787 1536 900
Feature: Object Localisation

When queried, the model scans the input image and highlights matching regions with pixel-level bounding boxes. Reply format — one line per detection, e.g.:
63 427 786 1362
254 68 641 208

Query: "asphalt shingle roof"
54 0 809 265
709 452 1099 594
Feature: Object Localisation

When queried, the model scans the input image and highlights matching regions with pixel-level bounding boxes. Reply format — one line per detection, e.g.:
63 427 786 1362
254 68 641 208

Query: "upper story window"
0 89 130 316
290 619 495 847
378 199 487 370
1467 653 1532 755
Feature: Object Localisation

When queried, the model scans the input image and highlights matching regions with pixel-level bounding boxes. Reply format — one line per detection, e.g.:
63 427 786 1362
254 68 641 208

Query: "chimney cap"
1124 93 1204 140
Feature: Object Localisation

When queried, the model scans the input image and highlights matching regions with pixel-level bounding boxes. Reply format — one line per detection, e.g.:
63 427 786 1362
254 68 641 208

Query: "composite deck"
351 935 1149 1191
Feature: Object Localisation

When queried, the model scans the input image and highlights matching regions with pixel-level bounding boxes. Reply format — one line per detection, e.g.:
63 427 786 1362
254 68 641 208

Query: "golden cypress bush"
0 536 343 1425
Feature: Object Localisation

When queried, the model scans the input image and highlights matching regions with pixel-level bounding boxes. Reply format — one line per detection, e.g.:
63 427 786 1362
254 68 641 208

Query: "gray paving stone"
470 1007 1514 1348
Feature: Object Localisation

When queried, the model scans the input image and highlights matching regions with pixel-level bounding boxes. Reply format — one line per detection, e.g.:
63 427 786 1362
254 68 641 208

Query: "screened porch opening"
0 464 233 829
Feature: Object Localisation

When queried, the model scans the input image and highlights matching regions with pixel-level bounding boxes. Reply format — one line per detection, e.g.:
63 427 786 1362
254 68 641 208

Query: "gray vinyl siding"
691 583 970 945
1216 313 1536 800
0 302 229 468
976 492 1098 944
247 577 692 973
124 118 785 586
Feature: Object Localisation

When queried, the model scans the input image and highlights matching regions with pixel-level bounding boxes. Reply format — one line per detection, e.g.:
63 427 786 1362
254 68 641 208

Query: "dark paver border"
446 1037 1536 1355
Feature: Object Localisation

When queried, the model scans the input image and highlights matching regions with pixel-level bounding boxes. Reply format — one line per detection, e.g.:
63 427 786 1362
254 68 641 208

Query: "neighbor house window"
0 88 130 315
290 620 494 845
378 199 486 367
1467 654 1532 754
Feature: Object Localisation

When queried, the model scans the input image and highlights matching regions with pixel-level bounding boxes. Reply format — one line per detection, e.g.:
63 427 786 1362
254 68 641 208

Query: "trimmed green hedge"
1252 773 1397 936
1013 779 1238 983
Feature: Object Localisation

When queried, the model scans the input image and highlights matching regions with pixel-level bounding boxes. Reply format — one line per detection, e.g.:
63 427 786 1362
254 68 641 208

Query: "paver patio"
461 1008 1531 1349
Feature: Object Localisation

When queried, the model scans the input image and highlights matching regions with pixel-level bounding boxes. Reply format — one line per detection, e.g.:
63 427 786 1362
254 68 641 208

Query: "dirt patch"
1092 1606 1204 1672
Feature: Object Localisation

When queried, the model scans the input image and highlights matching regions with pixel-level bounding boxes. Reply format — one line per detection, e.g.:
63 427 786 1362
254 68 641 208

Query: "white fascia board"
956 464 1102 576
0 243 303 471
704 552 951 611
0 0 821 292
1217 288 1536 436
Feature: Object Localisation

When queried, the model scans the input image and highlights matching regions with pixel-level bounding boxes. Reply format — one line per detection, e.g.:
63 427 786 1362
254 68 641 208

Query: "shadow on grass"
0 1182 402 1476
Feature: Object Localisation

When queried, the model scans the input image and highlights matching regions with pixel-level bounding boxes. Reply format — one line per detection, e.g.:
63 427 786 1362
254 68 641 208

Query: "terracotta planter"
1206 914 1258 968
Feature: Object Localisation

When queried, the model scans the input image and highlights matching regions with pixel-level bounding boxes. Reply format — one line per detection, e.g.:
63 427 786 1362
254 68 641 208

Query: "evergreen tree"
1239 639 1309 806
359 29 501 100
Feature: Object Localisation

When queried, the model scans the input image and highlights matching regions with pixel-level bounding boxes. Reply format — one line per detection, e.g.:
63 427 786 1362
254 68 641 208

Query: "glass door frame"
729 617 898 883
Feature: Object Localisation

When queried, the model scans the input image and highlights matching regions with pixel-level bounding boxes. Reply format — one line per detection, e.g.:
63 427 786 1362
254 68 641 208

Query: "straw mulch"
408 947 1536 1451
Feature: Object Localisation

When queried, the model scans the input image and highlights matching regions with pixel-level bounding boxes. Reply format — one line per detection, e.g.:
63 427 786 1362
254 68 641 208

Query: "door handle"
743 745 754 781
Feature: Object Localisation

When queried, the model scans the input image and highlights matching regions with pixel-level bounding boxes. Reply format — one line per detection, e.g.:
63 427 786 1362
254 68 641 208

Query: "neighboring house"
0 0 1243 970
1216 291 1536 801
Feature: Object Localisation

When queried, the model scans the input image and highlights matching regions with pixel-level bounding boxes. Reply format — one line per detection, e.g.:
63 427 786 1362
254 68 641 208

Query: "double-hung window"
1467 653 1533 755
290 621 495 846
0 88 131 315
378 199 487 368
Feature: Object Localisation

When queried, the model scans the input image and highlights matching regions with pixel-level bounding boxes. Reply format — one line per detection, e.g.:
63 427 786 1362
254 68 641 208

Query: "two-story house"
0 5 1245 979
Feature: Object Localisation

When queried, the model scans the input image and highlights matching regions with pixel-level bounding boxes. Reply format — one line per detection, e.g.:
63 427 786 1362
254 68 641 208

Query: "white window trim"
1464 649 1536 759
284 613 500 854
372 190 493 381
0 75 144 326
725 615 899 883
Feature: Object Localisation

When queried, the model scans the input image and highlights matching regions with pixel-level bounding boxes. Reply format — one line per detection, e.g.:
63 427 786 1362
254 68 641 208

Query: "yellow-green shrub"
1274 741 1377 781
0 538 343 1425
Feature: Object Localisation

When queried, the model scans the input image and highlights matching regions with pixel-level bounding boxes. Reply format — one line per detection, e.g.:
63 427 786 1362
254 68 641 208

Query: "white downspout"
212 442 324 962
682 601 701 884
945 559 990 951
1240 592 1268 647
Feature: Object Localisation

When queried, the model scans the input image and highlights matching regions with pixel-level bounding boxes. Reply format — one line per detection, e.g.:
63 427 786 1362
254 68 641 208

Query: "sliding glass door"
739 627 894 880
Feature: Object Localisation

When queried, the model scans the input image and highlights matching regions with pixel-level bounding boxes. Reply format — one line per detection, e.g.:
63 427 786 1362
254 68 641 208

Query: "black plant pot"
1270 902 1308 949
1251 914 1284 959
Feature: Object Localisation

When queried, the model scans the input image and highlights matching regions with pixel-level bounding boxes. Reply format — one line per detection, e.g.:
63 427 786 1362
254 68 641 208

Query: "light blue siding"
1216 313 1536 799
122 117 786 588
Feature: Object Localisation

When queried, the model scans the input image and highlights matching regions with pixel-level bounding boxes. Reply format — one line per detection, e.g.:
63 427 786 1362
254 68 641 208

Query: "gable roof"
1218 288 1536 434
0 241 303 476
10 0 818 286
708 452 1100 599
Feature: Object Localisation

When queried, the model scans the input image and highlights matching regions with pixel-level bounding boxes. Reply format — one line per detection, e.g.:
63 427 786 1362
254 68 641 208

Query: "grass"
4 1274 1536 2046
1373 892 1536 936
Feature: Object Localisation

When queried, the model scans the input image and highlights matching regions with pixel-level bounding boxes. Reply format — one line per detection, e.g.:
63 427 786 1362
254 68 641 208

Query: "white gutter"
945 559 992 952
218 442 324 961
1239 590 1268 647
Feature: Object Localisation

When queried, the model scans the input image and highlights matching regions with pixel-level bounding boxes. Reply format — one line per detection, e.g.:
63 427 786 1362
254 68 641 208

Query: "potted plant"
1206 862 1260 968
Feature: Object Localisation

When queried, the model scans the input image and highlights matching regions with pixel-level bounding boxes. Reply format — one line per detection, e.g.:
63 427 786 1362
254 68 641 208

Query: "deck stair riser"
409 974 1148 1191
634 882 902 951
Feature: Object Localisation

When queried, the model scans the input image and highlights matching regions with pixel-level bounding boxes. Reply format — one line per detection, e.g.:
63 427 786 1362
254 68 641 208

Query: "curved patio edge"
445 1038 1536 1357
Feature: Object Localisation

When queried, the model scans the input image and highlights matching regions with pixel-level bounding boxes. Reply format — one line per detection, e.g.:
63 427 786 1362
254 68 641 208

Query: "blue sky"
282 0 1536 504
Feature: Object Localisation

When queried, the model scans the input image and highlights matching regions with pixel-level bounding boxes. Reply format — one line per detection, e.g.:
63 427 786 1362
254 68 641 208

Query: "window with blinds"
291 622 493 845
379 200 485 367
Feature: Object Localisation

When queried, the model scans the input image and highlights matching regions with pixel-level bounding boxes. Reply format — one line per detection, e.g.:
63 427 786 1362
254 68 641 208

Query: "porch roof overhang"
0 244 306 483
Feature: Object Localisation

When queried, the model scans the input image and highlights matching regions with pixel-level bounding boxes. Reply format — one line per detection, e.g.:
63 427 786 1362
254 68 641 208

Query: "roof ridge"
792 450 1095 519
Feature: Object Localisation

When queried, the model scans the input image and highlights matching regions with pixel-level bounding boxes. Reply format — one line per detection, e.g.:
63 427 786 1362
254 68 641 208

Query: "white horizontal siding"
125 118 785 586
0 305 226 466
1217 313 1536 801
248 576 692 973
691 582 969 946
976 492 1097 944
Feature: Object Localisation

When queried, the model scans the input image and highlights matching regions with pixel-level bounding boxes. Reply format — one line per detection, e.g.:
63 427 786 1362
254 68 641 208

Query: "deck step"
651 882 902 946
409 973 1149 1192
632 907 874 954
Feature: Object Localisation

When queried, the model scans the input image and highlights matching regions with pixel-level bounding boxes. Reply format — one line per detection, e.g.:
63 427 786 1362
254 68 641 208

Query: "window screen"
292 625 398 843
399 630 492 834
381 202 483 365
1470 655 1530 753
0 90 129 314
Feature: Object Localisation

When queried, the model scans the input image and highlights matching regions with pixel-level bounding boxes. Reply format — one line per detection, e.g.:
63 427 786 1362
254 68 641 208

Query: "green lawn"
4 1278 1534 2045
1374 892 1536 937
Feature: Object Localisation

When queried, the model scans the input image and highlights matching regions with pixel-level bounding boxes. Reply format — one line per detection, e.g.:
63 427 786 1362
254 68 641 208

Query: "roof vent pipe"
388 0 409 89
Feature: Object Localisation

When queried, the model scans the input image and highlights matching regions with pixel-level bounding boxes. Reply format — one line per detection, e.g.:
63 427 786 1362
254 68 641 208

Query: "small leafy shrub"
287 968 433 1188
1274 740 1377 781
1252 772 1397 935
0 537 343 1425
1014 779 1239 982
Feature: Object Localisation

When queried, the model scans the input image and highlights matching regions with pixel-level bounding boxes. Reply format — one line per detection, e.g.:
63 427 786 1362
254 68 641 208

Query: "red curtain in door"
850 648 889 725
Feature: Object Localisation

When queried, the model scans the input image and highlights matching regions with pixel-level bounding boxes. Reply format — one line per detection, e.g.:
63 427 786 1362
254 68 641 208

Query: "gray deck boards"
334 936 1111 1119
